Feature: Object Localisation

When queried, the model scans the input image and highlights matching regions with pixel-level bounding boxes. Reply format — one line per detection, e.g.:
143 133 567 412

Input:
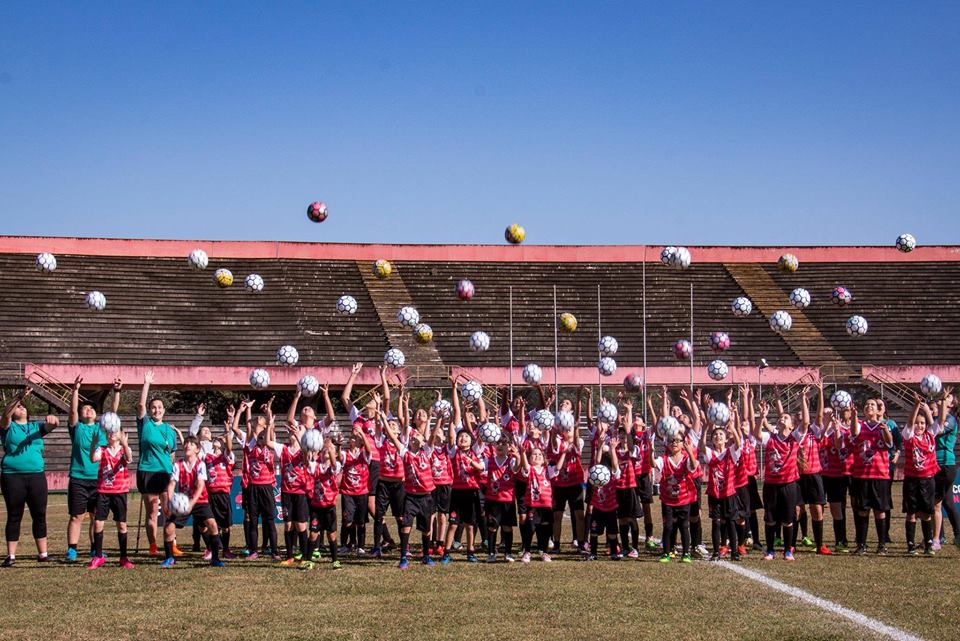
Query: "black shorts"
850 477 892 513
341 493 369 525
367 460 381 497
762 481 799 524
552 484 585 513
590 508 618 536
902 477 936 515
282 492 310 523
745 476 762 510
485 499 518 529
192 502 215 524
734 485 751 520
376 479 406 520
310 505 337 533
208 492 232 529
934 465 956 503
136 470 171 495
402 493 434 532
689 479 702 518
822 475 849 504
708 495 738 521
798 474 826 506
241 485 251 519
616 487 642 519
526 506 553 527
449 488 480 526
249 484 278 522
514 480 528 515
68 478 99 516
635 473 654 504
95 493 128 522
661 502 691 526
432 485 452 514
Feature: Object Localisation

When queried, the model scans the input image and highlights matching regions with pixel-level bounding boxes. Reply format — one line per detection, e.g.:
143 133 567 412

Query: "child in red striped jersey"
484 437 521 563
794 383 831 555
205 406 237 559
308 438 343 569
651 430 700 564
273 419 312 567
394 422 437 568
519 445 559 562
846 400 894 555
339 423 376 556
440 412 484 564
757 398 802 561
700 404 742 561
615 398 642 558
162 436 224 567
87 425 133 569
243 398 280 560
587 433 622 560
429 413 453 556
902 391 946 556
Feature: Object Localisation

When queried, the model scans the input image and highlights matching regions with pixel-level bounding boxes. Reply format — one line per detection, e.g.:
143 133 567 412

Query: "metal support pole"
509 286 514 398
553 284 559 414
597 284 603 398
642 254 648 423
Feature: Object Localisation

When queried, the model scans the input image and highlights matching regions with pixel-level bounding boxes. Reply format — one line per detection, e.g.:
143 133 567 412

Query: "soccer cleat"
835 542 849 554
680 554 692 564
695 544 709 558
731 553 742 562
279 558 297 567
817 545 833 556
784 550 795 561
541 552 552 563
272 554 282 561
171 544 185 557
521 552 531 563
246 552 259 560
737 545 747 556
627 548 639 559
610 553 622 561
752 542 765 552
451 541 463 551
0 557 13 568
294 552 302 561
336 545 350 555
439 553 452 565
645 539 659 552
355 548 366 558
658 554 671 563
709 553 721 562
119 557 135 569
210 559 225 568
65 548 78 562
148 544 159 557
371 547 383 559
398 556 410 570
923 547 935 557
202 550 212 561
876 546 888 556
763 552 775 561
160 557 175 568
238 548 251 557
853 545 867 556
908 547 919 557
382 539 396 552
298 561 315 571
504 554 516 563
800 536 814 548
435 545 445 557
718 545 729 557
586 554 598 561
486 553 497 563
311 550 322 561
466 554 478 563
931 540 942 552
87 556 106 570
332 560 344 569
421 556 436 566
222 549 237 559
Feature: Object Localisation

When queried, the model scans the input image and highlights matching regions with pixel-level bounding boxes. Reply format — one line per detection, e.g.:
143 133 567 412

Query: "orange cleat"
148 544 159 557
172 544 185 557
817 545 833 556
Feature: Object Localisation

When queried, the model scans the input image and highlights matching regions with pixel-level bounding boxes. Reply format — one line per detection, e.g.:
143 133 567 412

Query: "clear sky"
2 2 958 246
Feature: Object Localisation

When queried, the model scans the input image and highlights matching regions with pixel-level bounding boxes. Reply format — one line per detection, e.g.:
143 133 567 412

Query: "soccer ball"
505 224 526 244
673 339 693 360
623 373 643 393
789 288 811 309
460 381 483 404
433 399 452 418
769 310 793 334
374 259 393 279
531 409 555 431
596 402 618 425
896 233 916 253
920 374 942 399
522 364 542 385
598 357 617 376
277 345 299 366
469 331 490 352
731 296 753 317
456 280 475 300
830 390 852 410
298 375 320 397
35 252 57 272
831 286 852 306
336 295 358 315
660 246 677 266
244 274 264 293
598 336 618 356
100 412 121 434
707 402 730 427
709 331 731 352
214 268 233 288
300 429 323 452
671 247 692 270
168 493 191 518
85 291 107 311
846 315 868 337
188 249 208 270
307 201 328 223
249 368 270 389
478 422 501 444
397 306 420 328
588 464 612 488
556 410 576 430
707 359 728 381
657 416 681 439
414 323 433 344
559 312 578 332
778 254 799 273
384 348 406 368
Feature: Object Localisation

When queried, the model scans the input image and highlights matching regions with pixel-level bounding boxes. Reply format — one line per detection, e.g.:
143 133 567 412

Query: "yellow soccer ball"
559 312 578 332
374 259 393 279
778 253 799 273
414 323 433 344
504 223 526 244
214 268 234 288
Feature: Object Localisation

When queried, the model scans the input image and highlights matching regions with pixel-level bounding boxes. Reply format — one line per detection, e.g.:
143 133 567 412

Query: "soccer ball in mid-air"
660 246 677 266
300 429 323 452
460 381 483 404
249 368 270 389
831 286 852 306
413 323 433 344
731 296 753 317
277 345 299 366
244 274 264 293
707 402 730 427
846 315 868 337
307 201 328 223
478 422 501 444
374 259 393 279
673 339 693 360
778 253 799 273
596 402 618 425
522 364 542 385
504 224 526 244
531 409 555 431
100 412 121 434
896 233 916 253
188 249 208 270
336 295 358 315
789 288 811 309
469 331 490 352
85 291 107 311
384 348 406 368
298 375 320 397
830 390 852 410
433 399 452 418
559 312 578 332
588 464 612 487
709 331 730 352
657 416 682 439
598 335 618 356
456 279 474 300
35 252 57 272
664 246 691 269
707 359 728 381
214 268 233 288
623 373 643 393
769 310 793 334
397 306 420 328
168 493 191 517
556 410 576 430
598 357 617 376
920 374 942 399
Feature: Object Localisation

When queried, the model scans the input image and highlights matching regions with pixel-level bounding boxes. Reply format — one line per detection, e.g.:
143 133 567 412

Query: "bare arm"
287 388 301 427
2 388 31 430
70 375 82 426
340 362 363 411
137 370 154 419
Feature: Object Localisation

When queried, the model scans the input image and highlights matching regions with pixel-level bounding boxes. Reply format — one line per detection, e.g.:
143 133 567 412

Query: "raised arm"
379 364 391 415
340 362 363 411
287 388 302 427
189 403 205 437
320 383 336 428
120 429 132 463
798 386 811 434
70 375 82 427
2 388 31 430
816 380 825 429
137 370 154 420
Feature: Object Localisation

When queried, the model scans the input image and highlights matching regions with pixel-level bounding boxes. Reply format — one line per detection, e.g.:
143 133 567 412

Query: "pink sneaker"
246 552 259 560
119 557 135 569
222 549 237 559
202 550 212 561
87 556 106 570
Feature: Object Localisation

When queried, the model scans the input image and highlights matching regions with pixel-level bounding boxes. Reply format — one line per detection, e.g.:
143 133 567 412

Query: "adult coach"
1 388 60 567
932 388 958 550
137 371 178 557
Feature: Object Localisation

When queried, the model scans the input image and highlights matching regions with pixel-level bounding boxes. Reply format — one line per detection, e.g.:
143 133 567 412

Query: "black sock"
833 518 846 547
736 522 746 548
607 536 618 556
118 531 128 558
630 521 639 549
590 535 599 556
164 540 173 559
875 516 886 547
644 520 653 539
399 530 410 557
854 513 867 547
536 524 550 553
357 525 366 550
711 521 722 554
521 521 534 553
298 530 308 560
884 510 892 542
193 525 202 550
503 530 513 555
799 510 808 538
221 529 230 551
680 522 691 555
920 520 933 549
905 520 916 549
305 534 314 560
765 524 777 553
690 520 702 548
329 538 338 562
284 529 295 559
94 531 104 557
421 533 430 556
210 533 221 562
487 530 497 556
373 520 383 550
68 543 78 552
268 524 278 555
784 525 795 552
339 522 349 546
750 512 761 542
619 524 630 553
812 519 823 549
726 520 739 554
248 521 259 553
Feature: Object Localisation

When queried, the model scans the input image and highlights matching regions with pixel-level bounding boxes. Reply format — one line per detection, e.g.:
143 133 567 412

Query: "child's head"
408 429 423 451
199 425 212 442
212 437 226 455
456 428 474 451
363 396 377 418
778 412 794 431
914 414 928 435
414 408 429 426
711 427 727 449
300 405 316 425
666 434 683 453
671 405 684 419
559 399 573 412
255 426 268 446
349 430 364 449
184 435 200 457
80 402 97 423
864 399 879 420
106 429 121 445
511 394 524 413
529 447 545 466
495 437 510 457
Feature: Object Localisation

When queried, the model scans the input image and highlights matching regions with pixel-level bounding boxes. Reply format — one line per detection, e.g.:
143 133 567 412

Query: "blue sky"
1 2 958 245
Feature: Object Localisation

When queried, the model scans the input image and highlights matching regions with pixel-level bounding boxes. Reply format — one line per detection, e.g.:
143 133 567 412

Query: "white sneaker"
505 554 516 563
695 544 709 558
451 541 463 551
337 546 350 555
541 552 552 562
486 553 496 563
744 536 754 548
521 552 531 563
355 548 366 557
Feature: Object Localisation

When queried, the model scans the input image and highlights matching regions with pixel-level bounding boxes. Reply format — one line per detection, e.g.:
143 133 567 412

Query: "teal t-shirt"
1 420 46 474
137 416 176 474
69 421 102 480
936 415 957 466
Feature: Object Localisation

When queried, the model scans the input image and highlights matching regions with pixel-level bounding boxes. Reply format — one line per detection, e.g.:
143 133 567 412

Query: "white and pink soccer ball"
831 286 852 306
673 339 693 360
456 280 475 300
522 364 542 385
709 331 730 352
623 373 643 393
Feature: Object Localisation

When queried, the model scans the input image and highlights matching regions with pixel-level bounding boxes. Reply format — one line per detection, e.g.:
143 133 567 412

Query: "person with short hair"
902 393 942 556
87 420 133 569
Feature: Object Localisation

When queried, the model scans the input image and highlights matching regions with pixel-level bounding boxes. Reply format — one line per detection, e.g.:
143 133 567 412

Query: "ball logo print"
588 464 612 487
276 345 299 366
731 296 753 317
249 368 270 389
522 363 542 385
244 274 264 293
469 331 490 352
35 252 57 272
187 248 208 270
598 357 617 376
298 375 320 397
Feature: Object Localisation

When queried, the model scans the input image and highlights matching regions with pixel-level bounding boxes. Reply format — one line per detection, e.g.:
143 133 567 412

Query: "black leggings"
936 464 959 537
1 473 48 542
661 503 691 555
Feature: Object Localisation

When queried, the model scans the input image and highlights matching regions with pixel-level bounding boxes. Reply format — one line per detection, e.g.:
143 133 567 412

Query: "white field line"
717 561 925 641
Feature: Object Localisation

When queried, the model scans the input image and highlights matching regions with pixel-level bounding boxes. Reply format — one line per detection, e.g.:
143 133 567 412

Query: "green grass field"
0 491 957 641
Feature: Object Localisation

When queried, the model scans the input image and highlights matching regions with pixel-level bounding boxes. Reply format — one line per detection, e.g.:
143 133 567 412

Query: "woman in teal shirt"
1 388 60 567
932 390 958 549
137 371 179 557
